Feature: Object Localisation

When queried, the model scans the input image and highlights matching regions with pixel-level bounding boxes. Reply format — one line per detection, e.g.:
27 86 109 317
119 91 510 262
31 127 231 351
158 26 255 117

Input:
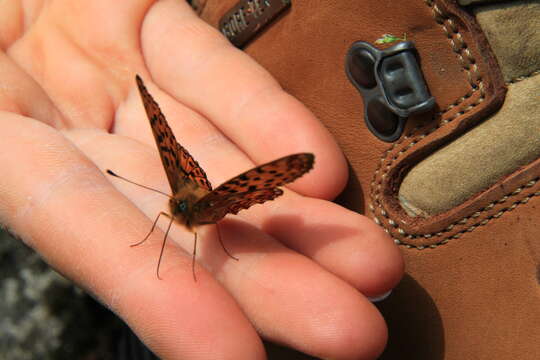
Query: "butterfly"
107 75 314 280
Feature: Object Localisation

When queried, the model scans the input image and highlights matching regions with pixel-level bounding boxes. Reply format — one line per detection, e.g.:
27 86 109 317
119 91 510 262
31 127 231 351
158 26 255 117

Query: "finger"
115 83 403 297
249 195 404 298
139 0 348 200
73 129 389 360
0 51 64 127
0 113 265 360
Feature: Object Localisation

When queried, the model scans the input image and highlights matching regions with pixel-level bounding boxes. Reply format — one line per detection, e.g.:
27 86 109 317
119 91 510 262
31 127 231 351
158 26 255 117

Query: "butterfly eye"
178 201 188 213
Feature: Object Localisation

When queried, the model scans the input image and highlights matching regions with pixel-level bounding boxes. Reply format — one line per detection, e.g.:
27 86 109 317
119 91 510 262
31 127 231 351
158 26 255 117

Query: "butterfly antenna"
216 224 239 261
156 214 175 280
106 170 172 199
192 232 198 282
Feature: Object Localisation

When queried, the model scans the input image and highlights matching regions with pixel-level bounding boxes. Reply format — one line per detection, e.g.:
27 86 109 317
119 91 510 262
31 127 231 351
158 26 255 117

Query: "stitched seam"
507 69 540 84
374 178 539 249
369 0 492 247
427 0 482 89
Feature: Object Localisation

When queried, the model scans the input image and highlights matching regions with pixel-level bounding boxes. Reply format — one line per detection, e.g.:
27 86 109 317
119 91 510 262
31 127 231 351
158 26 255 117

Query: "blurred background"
0 229 127 360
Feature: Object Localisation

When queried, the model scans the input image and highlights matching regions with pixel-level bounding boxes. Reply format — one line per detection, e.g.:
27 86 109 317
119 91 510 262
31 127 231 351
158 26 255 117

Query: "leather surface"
378 192 540 359
459 0 502 5
200 1 540 359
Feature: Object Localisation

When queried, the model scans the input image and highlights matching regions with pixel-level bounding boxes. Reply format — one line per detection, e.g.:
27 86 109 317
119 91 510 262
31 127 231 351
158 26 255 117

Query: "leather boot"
198 1 540 359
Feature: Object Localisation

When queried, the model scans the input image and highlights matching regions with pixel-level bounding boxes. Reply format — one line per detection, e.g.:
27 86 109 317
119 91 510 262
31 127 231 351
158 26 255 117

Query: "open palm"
0 1 403 359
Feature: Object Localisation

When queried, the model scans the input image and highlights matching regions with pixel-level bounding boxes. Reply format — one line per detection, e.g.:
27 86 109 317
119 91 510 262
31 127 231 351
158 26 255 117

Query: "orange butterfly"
108 75 314 280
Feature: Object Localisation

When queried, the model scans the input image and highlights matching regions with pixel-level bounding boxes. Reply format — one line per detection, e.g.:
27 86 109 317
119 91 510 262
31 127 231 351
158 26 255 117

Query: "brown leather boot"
199 1 540 359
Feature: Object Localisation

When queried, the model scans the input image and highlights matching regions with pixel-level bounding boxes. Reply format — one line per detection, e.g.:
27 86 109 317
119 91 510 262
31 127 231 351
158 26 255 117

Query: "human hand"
0 1 403 359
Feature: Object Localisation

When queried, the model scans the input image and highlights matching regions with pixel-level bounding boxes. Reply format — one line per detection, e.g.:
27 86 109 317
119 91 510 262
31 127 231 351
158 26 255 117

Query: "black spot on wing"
135 75 214 193
193 188 284 225
211 153 314 198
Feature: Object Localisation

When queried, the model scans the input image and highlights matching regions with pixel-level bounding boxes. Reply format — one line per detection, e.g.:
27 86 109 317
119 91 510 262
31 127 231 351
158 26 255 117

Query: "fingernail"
368 290 392 303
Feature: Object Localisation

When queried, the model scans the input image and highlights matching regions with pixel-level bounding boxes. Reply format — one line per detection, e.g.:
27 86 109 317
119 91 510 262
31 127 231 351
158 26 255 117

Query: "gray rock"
0 230 121 360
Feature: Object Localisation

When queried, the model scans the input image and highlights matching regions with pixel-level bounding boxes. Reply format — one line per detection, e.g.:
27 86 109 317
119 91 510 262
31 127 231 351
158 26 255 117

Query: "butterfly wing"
194 188 284 224
174 143 213 191
193 153 314 224
135 75 212 193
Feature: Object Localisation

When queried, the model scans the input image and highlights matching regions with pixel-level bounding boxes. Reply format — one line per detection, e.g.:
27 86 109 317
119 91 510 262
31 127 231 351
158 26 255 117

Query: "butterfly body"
169 179 209 231
131 75 314 278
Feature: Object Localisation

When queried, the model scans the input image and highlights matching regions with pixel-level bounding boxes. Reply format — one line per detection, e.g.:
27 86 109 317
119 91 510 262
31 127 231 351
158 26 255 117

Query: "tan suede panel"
399 74 540 216
474 0 540 82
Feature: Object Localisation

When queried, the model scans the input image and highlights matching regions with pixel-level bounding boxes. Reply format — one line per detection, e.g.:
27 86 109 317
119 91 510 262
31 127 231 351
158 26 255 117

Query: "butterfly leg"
216 224 239 261
156 214 175 280
192 232 198 282
131 212 171 247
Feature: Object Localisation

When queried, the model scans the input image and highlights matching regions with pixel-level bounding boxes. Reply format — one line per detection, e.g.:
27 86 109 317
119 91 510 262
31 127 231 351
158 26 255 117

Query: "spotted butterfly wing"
194 188 283 225
193 153 314 224
135 75 212 192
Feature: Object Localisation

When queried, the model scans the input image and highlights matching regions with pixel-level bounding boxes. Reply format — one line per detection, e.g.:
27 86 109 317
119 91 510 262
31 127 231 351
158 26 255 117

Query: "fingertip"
337 303 388 360
266 197 404 298
350 219 405 297
289 141 348 200
252 91 348 200
304 290 388 360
